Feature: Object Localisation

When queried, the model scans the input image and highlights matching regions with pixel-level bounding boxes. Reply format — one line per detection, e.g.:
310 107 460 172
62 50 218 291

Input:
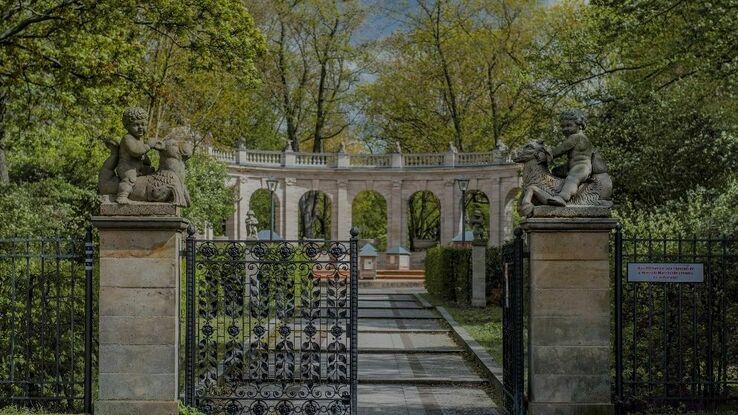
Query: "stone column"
471 239 486 307
488 179 502 247
439 180 455 245
522 213 616 415
335 180 351 240
283 177 300 240
237 177 248 239
93 204 188 415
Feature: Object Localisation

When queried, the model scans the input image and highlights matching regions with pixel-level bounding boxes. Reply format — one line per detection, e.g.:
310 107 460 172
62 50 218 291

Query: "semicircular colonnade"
215 147 521 247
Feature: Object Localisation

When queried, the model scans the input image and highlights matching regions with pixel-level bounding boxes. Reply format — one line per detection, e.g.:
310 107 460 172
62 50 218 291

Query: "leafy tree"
0 178 96 236
352 191 387 250
248 0 367 152
298 191 331 239
535 0 738 210
407 191 440 250
249 189 275 233
183 152 237 235
359 0 574 153
0 0 265 238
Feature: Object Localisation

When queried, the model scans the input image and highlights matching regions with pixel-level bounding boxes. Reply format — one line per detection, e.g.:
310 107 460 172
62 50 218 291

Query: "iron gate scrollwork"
184 228 359 415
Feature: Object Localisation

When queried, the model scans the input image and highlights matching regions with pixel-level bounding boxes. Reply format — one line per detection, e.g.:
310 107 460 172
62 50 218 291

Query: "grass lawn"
420 293 504 363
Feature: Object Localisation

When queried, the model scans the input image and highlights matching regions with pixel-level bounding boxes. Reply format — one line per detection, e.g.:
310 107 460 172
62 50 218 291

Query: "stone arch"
465 189 490 242
249 188 282 236
407 190 441 251
298 190 332 240
351 190 388 251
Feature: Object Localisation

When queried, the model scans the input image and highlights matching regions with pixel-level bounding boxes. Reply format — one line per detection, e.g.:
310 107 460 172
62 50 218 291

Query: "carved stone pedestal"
522 216 617 415
93 203 188 415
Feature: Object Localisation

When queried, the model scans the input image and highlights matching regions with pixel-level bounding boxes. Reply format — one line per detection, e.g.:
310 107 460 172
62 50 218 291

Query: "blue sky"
357 0 560 42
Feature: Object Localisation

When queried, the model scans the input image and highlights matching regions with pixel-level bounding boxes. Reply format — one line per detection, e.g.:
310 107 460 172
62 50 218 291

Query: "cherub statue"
98 108 193 207
512 109 612 217
547 109 602 206
113 107 155 204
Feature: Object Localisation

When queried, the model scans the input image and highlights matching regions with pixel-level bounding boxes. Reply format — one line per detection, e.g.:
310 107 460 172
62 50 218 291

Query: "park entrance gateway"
183 227 359 415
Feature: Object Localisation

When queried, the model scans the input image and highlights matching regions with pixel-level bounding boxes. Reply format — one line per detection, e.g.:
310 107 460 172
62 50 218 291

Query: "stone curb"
359 378 490 386
359 348 464 354
414 293 504 394
359 329 451 334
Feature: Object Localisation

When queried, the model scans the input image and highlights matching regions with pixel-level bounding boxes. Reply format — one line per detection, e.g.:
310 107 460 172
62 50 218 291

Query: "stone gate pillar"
93 203 188 415
522 211 616 415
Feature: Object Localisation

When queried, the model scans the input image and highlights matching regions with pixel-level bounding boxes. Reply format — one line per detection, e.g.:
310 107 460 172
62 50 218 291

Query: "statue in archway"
513 109 613 217
98 107 192 206
470 209 485 242
244 210 259 239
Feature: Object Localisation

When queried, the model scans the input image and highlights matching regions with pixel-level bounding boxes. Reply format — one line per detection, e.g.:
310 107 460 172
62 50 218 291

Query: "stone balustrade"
207 146 511 169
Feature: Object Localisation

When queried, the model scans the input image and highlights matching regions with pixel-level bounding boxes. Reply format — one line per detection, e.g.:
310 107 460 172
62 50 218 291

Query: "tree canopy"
1 0 736 237
0 0 266 234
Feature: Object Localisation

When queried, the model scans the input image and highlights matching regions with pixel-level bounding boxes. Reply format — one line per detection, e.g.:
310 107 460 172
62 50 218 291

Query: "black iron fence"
0 230 94 413
183 228 359 415
502 228 526 415
614 227 738 413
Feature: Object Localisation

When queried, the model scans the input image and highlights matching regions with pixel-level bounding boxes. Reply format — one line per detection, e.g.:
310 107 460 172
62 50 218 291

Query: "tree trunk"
487 63 500 148
0 92 9 184
312 18 338 153
300 192 316 239
277 19 299 151
430 3 463 151
312 59 327 153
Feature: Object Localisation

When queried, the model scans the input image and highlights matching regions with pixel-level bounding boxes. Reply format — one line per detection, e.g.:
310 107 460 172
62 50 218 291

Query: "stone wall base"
96 400 178 415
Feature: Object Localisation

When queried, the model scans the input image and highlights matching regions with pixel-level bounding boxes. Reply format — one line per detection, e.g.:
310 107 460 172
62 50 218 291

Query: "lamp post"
267 177 278 241
456 178 470 243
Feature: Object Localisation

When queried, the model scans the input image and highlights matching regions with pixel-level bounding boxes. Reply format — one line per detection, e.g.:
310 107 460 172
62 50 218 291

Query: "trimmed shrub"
424 246 471 304
485 241 514 306
425 242 513 306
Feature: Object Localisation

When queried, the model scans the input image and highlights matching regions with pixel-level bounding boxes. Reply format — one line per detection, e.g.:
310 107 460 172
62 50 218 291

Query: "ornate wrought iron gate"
183 228 359 415
614 227 737 413
502 228 526 415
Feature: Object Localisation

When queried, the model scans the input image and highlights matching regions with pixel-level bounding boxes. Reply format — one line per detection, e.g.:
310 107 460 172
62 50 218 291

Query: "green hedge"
425 242 513 306
425 246 471 304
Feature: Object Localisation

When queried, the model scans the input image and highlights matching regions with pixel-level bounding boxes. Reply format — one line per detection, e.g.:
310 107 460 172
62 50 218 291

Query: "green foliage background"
352 191 387 250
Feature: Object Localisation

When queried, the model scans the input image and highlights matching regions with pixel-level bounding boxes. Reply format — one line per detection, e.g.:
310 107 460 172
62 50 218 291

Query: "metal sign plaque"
627 263 704 283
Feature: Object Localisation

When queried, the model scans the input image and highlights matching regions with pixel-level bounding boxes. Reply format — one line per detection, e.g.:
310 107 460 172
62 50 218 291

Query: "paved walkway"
357 287 500 415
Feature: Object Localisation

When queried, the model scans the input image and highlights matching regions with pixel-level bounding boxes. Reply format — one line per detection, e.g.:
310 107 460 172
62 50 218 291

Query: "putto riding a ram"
97 107 193 207
513 109 613 217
